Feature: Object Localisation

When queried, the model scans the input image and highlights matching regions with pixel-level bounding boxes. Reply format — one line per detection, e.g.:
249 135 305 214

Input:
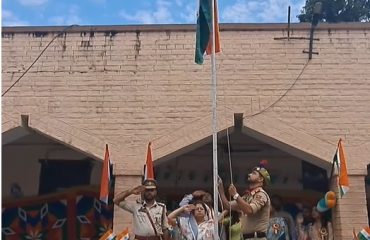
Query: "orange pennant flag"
334 139 349 198
99 144 111 204
116 228 130 240
99 229 116 240
144 142 154 180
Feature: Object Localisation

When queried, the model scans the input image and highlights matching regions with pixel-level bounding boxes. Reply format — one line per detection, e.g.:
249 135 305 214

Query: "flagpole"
211 0 219 238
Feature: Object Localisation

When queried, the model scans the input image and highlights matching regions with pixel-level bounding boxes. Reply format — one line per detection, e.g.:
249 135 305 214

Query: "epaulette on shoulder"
157 202 166 207
255 189 269 199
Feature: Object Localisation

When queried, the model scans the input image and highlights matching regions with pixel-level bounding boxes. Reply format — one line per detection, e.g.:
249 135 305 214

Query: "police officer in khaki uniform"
113 179 170 240
218 164 271 240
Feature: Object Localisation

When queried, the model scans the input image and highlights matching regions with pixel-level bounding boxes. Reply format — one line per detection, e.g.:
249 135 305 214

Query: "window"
38 159 93 195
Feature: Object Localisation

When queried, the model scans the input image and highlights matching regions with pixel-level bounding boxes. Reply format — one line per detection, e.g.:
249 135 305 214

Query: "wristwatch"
233 193 240 200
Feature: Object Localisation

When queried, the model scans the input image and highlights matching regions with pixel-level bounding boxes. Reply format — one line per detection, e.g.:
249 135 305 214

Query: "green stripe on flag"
358 228 370 240
195 0 212 64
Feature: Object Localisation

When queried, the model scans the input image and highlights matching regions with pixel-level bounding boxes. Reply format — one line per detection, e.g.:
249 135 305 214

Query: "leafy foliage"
298 0 370 23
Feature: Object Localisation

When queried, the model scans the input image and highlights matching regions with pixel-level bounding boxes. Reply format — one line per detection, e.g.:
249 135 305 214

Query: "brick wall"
2 23 370 238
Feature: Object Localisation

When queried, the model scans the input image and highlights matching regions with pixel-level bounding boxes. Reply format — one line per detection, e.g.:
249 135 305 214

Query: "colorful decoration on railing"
2 187 114 240
353 226 370 240
316 191 336 212
99 229 116 240
99 228 129 240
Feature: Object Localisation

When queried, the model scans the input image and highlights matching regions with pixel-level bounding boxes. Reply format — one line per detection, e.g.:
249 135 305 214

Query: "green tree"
298 0 370 23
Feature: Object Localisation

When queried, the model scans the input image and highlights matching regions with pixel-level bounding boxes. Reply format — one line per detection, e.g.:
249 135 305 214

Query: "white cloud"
119 0 174 24
18 0 48 7
2 9 29 26
180 3 197 23
221 0 305 23
49 5 82 25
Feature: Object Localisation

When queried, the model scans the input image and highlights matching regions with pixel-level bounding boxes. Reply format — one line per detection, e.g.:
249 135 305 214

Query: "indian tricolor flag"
143 142 155 180
116 228 130 240
333 139 349 198
357 227 370 240
100 144 112 204
99 229 116 240
195 0 221 64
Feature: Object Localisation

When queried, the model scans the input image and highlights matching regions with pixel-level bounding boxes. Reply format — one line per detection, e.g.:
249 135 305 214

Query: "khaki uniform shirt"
119 199 170 236
231 187 270 234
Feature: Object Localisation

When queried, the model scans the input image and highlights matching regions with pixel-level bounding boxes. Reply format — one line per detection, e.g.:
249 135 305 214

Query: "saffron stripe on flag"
333 139 349 198
116 228 130 240
205 0 221 55
99 229 116 240
144 142 154 180
99 144 111 204
357 226 370 240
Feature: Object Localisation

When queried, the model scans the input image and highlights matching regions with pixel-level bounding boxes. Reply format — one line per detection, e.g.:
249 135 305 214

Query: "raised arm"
168 205 194 222
218 177 236 211
228 184 265 215
179 194 193 207
113 185 145 205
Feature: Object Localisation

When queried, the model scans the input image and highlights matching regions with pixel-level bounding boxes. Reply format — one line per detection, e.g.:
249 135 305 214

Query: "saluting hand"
228 184 237 197
131 185 146 195
218 177 224 190
183 204 195 214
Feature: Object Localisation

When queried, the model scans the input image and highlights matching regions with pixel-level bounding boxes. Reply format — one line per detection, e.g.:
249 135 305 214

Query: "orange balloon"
326 199 336 208
325 191 337 208
326 191 336 200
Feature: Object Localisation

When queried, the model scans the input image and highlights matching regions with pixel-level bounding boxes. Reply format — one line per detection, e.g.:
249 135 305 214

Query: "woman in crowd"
221 210 242 240
295 212 309 240
168 200 215 240
307 207 333 240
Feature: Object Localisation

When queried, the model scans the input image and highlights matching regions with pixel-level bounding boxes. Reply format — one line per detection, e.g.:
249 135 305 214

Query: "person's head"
302 205 312 219
312 206 330 228
311 207 322 220
301 205 313 225
296 212 304 225
142 179 157 201
248 165 271 187
192 201 208 222
230 210 241 224
202 192 212 206
271 195 284 211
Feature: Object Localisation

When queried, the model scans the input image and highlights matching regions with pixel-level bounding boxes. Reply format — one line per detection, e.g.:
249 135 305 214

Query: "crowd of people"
113 163 334 240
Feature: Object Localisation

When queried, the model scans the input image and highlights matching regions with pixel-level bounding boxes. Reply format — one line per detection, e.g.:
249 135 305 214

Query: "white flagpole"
210 0 219 239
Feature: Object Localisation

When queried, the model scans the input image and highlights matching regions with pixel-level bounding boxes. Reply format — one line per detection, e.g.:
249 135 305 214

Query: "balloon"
325 191 336 208
317 198 329 212
316 191 337 212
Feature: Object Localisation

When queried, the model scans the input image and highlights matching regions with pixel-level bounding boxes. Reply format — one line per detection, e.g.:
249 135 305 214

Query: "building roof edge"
2 22 370 34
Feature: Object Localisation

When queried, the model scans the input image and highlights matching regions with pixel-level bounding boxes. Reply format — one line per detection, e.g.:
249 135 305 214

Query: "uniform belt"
135 235 161 240
243 232 266 239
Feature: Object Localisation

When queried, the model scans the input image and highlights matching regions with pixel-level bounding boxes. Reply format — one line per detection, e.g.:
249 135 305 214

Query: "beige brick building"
2 23 370 239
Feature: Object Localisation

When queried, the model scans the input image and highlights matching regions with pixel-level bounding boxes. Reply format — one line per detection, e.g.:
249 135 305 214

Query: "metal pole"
308 24 314 60
211 0 219 239
287 6 291 41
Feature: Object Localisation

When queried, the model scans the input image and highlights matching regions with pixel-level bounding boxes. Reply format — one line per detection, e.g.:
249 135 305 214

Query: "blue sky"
2 0 306 26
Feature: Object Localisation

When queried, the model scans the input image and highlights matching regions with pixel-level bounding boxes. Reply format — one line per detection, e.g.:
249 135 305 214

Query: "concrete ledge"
2 22 370 34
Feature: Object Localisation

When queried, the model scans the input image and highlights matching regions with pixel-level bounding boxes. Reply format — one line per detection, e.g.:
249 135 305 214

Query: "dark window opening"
38 158 93 195
301 161 328 193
